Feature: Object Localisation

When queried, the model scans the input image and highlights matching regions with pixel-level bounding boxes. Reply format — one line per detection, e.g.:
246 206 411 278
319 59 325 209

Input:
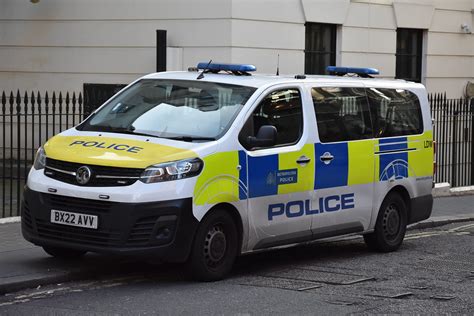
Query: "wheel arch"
200 202 244 256
385 185 411 220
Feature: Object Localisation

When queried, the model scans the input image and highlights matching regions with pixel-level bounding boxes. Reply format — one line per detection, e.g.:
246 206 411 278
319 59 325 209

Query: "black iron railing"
430 93 473 187
1 90 83 218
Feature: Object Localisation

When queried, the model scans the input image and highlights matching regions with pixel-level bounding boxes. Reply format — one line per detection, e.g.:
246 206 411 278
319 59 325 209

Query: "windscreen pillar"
156 30 167 72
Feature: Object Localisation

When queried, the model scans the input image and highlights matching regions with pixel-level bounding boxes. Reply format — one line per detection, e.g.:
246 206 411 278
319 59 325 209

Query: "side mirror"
247 125 277 149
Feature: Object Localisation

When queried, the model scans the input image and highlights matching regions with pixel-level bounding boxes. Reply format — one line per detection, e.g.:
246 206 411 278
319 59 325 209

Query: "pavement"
0 195 472 296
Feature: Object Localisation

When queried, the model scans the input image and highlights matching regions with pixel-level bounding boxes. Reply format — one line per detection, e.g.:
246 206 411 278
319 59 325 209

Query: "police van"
22 63 434 280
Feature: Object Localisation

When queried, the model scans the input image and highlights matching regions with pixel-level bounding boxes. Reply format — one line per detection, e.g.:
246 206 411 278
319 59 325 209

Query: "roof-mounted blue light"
326 66 380 77
196 62 257 73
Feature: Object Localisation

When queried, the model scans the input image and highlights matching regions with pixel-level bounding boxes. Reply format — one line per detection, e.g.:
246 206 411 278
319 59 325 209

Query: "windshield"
78 79 256 141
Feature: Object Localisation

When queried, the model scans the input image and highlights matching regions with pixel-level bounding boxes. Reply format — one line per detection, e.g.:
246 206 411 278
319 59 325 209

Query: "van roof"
142 71 425 91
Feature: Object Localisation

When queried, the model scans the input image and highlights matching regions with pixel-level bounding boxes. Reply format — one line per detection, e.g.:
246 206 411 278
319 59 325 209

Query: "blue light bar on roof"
196 62 257 72
327 66 380 76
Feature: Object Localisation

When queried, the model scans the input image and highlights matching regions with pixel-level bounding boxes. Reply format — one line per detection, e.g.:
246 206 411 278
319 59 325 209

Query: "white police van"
22 63 434 280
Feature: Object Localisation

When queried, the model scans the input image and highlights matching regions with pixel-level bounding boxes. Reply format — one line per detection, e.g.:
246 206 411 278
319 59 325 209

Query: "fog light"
155 227 171 240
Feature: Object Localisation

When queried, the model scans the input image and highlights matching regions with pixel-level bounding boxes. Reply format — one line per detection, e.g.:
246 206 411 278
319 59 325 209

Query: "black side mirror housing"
247 125 277 149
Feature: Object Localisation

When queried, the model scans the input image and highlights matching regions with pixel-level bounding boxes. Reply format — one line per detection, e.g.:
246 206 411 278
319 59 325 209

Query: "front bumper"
21 187 198 262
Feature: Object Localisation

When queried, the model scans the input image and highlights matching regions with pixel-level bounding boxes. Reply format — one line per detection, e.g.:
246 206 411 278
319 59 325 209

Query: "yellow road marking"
405 223 473 240
406 231 440 237
405 233 444 240
448 223 474 233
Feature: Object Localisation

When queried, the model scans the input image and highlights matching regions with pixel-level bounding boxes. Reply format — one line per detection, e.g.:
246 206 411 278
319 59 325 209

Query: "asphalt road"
0 221 473 315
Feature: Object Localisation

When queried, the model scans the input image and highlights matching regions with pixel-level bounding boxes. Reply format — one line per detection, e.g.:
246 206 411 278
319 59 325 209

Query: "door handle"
296 156 311 165
320 152 334 165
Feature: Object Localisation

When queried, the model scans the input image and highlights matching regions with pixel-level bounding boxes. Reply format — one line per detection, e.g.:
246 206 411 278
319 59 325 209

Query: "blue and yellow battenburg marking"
193 132 433 205
407 131 434 177
377 131 433 181
378 137 410 180
314 139 376 189
193 145 315 205
244 144 314 198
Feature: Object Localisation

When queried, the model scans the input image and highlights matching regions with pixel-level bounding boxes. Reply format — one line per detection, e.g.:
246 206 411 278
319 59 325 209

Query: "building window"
396 28 423 82
305 23 337 75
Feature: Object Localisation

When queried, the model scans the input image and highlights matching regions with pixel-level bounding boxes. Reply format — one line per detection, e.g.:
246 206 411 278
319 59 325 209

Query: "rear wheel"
187 209 238 281
43 246 87 259
364 192 407 252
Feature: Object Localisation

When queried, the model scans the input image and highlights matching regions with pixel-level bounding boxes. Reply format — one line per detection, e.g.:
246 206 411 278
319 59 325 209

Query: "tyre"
43 246 87 259
188 209 238 281
364 192 407 252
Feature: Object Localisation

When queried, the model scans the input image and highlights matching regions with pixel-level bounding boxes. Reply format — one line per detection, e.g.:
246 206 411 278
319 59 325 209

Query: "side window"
312 87 373 143
239 88 303 150
366 88 423 137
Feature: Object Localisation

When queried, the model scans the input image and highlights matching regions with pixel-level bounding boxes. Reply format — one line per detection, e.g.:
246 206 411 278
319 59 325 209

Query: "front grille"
44 158 143 187
36 218 122 247
126 216 159 246
42 193 115 214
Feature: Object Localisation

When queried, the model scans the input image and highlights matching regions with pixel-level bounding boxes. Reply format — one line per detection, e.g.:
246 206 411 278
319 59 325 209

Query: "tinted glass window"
366 88 423 137
239 88 303 149
312 87 373 143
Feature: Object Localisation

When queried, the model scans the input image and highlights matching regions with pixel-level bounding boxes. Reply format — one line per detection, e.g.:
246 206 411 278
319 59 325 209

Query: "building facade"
0 0 473 97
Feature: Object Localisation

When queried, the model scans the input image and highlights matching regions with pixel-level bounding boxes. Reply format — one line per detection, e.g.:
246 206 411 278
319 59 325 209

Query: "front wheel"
364 192 407 252
43 246 87 259
187 209 238 281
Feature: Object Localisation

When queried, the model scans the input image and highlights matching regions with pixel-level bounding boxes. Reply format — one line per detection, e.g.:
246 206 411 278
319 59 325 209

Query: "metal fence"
430 93 473 187
0 90 472 218
1 90 83 218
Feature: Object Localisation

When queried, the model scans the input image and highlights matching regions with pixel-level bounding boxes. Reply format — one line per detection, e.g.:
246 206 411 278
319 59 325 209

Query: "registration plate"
50 210 98 229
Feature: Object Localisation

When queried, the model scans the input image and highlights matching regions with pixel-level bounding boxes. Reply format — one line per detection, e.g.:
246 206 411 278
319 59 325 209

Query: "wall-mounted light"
30 0 40 3
461 23 471 34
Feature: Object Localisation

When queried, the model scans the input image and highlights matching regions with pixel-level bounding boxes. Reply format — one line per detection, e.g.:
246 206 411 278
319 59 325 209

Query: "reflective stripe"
347 140 376 185
408 131 433 177
277 144 315 195
193 151 240 206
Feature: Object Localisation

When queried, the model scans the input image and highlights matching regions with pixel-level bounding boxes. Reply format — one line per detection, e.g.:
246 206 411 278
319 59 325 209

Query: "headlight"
33 147 47 170
140 158 203 183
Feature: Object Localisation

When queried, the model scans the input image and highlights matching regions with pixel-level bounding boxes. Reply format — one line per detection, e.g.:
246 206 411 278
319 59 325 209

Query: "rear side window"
239 88 303 149
312 87 373 143
366 88 423 137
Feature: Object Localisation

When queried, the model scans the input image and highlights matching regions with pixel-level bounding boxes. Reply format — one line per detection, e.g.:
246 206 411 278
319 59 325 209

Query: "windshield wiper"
91 125 159 138
165 136 216 142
